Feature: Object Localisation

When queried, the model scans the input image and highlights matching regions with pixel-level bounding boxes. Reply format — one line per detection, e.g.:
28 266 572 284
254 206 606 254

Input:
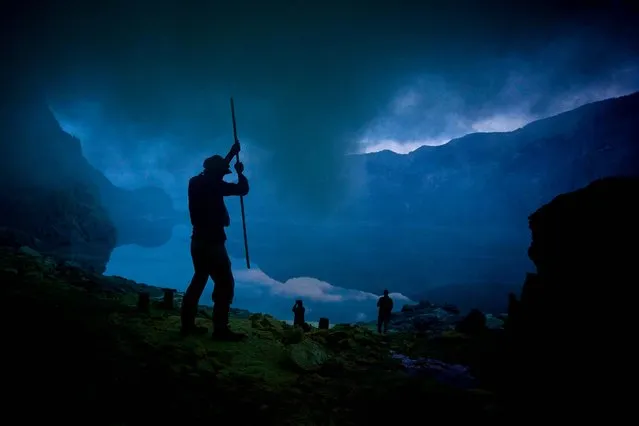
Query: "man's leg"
209 244 246 341
377 315 383 334
383 316 390 333
180 239 210 335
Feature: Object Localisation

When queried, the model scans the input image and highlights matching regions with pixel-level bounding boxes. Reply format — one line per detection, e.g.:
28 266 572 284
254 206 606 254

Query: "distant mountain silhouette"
237 92 639 301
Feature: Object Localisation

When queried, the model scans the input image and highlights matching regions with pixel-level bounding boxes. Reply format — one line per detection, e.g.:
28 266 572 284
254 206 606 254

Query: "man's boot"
212 303 247 341
180 300 208 336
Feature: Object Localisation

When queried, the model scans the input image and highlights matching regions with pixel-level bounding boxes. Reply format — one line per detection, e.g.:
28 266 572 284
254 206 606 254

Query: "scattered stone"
161 288 177 310
318 317 330 330
138 292 150 313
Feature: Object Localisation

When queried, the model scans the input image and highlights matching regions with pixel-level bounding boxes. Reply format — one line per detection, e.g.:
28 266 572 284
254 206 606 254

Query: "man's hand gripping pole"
230 97 251 269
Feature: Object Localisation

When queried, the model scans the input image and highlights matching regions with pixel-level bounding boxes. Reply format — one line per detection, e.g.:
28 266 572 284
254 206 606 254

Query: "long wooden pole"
230 97 251 269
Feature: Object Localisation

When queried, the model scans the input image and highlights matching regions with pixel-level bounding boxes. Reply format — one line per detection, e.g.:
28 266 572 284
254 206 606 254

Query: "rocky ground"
2 245 505 425
369 300 506 336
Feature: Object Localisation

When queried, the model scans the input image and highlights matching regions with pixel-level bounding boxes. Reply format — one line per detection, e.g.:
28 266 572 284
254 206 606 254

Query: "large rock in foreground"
504 176 639 417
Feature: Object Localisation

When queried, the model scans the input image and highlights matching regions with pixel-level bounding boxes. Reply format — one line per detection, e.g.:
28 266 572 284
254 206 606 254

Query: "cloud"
391 89 422 115
357 60 639 154
233 266 412 303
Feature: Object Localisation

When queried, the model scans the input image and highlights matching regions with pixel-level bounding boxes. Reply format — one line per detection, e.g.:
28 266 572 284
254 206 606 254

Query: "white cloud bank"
233 266 411 304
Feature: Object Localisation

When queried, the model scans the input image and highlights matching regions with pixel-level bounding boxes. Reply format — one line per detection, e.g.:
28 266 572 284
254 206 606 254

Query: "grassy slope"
1 247 498 425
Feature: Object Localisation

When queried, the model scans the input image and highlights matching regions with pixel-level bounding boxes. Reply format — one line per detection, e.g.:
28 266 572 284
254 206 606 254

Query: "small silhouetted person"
377 289 393 334
180 141 249 341
292 300 305 326
292 300 311 332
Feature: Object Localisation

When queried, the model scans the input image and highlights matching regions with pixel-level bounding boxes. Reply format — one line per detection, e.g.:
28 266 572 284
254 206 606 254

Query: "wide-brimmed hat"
203 155 231 174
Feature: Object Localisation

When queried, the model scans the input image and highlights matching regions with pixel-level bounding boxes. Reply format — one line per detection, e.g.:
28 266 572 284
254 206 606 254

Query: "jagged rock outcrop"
504 177 639 417
0 85 177 272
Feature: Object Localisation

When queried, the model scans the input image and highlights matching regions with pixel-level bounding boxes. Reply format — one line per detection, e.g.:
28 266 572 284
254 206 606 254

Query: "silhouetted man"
292 300 305 326
377 289 393 334
180 141 249 340
292 300 311 332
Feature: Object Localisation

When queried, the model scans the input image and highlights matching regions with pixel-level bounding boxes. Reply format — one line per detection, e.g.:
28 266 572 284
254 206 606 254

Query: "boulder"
504 177 639 418
455 309 487 335
286 340 329 372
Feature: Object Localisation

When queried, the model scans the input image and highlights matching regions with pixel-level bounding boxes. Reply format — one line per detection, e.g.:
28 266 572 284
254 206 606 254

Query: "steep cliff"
0 88 176 272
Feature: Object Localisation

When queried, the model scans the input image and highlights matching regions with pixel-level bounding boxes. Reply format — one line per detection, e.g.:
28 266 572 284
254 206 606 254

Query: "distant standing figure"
377 289 394 334
180 141 249 341
292 300 305 327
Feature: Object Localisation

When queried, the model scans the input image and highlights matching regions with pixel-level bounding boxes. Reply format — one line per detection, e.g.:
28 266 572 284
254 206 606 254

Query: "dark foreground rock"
504 176 639 418
2 246 500 424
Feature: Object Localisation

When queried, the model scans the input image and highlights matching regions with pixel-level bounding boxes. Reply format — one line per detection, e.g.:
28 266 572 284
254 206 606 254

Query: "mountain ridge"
238 91 639 299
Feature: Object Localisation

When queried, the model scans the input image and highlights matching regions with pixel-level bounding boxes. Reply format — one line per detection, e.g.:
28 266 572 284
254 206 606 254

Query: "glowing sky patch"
358 138 449 154
470 114 532 133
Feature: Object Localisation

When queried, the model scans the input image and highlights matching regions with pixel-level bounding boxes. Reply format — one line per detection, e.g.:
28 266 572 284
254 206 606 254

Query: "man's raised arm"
221 162 249 196
224 141 241 163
